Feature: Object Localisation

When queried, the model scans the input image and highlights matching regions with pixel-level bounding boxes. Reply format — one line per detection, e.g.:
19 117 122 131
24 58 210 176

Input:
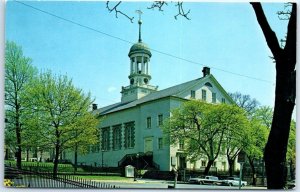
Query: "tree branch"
175 2 190 20
106 1 134 23
250 2 282 60
147 1 168 11
284 3 296 70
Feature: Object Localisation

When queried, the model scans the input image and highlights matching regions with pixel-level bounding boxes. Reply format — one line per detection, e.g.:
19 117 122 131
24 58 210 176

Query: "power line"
14 0 275 85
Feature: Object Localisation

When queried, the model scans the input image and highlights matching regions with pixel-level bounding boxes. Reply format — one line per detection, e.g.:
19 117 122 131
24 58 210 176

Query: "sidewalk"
91 178 173 184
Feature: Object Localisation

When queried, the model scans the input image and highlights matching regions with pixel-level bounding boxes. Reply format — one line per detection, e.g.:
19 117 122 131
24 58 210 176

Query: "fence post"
63 174 66 188
90 164 92 175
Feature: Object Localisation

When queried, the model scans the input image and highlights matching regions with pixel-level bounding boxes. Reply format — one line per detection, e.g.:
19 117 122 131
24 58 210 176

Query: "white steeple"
121 11 158 103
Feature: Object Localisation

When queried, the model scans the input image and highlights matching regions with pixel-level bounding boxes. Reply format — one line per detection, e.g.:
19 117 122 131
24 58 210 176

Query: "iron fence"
5 165 119 188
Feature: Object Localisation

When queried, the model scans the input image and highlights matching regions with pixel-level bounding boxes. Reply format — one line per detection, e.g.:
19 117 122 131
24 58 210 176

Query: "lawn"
75 175 131 181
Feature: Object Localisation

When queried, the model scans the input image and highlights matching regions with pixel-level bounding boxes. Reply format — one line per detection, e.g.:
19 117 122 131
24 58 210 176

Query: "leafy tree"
163 100 248 175
24 71 99 177
244 116 269 185
222 111 249 177
5 41 37 168
252 106 273 128
22 109 52 161
250 3 296 188
229 92 269 182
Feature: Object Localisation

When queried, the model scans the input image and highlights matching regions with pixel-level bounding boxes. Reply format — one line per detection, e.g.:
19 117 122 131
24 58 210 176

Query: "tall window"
202 89 207 101
179 140 184 150
101 127 110 151
124 122 135 149
91 145 100 153
112 124 122 150
222 98 226 103
191 90 196 99
158 114 163 126
212 92 216 103
147 117 152 129
201 160 207 167
158 138 163 149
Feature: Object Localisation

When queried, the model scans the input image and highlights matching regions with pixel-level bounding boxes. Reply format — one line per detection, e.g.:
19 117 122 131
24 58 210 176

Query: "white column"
141 57 145 74
130 60 133 74
134 56 137 74
148 59 150 75
146 58 149 75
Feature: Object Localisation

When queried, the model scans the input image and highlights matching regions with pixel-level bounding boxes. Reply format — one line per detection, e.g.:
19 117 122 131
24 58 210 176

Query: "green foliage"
286 120 296 161
24 71 99 151
23 71 99 175
252 106 273 128
5 41 38 166
163 100 249 172
244 117 269 160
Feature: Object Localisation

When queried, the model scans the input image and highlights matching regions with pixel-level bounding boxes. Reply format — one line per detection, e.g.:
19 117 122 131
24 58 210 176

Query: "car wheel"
200 181 204 185
229 183 233 186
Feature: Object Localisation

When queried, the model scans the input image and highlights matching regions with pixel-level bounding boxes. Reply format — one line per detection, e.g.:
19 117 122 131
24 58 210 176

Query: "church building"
68 16 240 173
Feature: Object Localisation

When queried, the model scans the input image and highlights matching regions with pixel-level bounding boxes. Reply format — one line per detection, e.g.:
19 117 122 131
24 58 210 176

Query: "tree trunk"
251 3 296 189
248 157 256 186
264 61 295 189
204 160 214 175
227 158 235 177
26 148 29 162
53 143 60 178
74 145 78 172
5 148 8 160
15 112 22 169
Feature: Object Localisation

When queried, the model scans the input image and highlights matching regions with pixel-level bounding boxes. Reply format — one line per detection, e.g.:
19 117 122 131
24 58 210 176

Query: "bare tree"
106 1 134 23
106 1 191 22
229 92 260 115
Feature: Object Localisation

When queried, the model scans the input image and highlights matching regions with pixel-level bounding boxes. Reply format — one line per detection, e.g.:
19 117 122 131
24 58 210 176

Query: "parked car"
189 176 219 185
220 177 247 186
285 180 295 189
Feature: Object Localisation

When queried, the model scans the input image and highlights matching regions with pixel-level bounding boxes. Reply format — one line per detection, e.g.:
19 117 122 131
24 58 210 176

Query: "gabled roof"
95 74 233 116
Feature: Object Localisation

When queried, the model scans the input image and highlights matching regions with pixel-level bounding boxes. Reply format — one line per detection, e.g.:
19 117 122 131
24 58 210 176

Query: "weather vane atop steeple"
136 10 143 42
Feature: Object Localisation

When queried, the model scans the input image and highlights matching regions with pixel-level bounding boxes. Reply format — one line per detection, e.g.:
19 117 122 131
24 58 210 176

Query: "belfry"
121 11 158 103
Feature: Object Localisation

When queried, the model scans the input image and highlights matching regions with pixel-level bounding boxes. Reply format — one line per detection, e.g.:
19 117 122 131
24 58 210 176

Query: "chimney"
92 103 98 110
202 67 210 77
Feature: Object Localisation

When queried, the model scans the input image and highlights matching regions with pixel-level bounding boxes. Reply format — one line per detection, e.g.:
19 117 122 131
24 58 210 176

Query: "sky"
5 1 295 117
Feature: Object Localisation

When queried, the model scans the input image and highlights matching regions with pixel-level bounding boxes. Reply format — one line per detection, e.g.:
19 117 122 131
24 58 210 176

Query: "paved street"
93 179 268 190
12 176 267 189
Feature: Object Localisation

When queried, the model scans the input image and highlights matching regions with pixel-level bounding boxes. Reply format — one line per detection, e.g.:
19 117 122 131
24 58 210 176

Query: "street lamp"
101 149 104 168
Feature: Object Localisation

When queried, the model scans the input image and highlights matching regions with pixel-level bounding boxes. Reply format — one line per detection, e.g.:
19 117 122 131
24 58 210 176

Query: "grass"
74 175 131 181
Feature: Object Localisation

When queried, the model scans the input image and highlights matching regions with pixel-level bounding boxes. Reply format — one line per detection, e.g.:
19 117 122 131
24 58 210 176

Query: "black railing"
5 165 119 188
118 153 136 167
152 161 160 170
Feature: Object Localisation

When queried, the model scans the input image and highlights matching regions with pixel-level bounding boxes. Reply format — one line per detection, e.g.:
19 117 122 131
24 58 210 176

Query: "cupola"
121 10 158 103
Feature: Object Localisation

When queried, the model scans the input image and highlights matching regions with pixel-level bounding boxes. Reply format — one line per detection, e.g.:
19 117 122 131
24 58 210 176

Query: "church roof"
95 74 233 116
